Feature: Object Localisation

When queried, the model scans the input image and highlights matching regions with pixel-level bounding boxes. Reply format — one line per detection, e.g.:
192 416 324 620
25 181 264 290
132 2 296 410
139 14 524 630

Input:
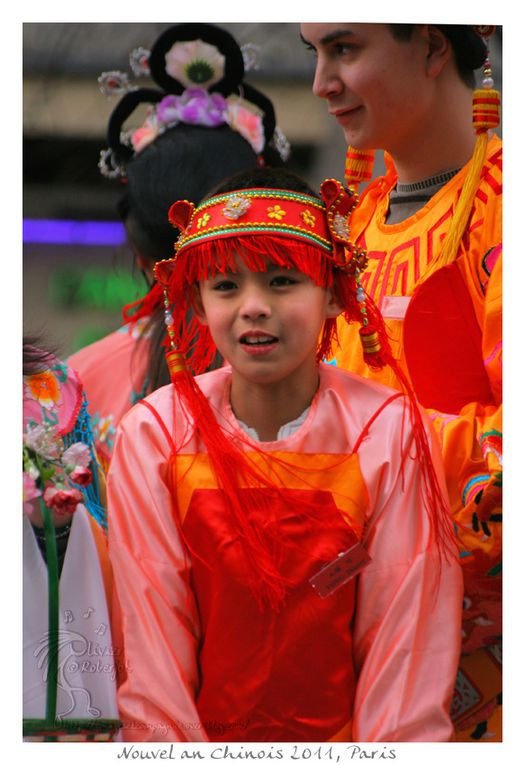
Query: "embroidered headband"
155 178 366 283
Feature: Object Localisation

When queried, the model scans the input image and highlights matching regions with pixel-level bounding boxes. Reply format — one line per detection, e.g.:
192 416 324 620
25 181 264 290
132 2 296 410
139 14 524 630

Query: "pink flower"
43 486 83 516
70 466 92 487
23 473 41 516
164 39 225 89
131 118 159 153
61 442 91 469
24 424 61 460
226 98 264 154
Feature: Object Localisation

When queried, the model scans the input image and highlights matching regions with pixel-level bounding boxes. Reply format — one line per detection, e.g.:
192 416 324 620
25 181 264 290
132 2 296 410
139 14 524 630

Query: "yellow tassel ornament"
424 26 500 281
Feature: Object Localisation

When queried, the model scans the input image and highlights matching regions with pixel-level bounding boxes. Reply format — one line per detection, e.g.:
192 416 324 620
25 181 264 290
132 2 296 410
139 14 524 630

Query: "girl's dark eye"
212 280 237 291
271 275 297 287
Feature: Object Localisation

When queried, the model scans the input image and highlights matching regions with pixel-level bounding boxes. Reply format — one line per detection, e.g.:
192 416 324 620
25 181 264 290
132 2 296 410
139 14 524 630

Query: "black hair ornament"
97 23 290 180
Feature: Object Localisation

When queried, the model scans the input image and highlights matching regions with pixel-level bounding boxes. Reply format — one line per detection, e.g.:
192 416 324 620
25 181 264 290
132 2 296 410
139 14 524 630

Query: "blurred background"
23 22 502 358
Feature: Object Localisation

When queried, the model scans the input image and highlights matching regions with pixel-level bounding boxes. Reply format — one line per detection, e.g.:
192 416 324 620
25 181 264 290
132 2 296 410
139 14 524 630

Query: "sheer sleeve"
352 408 463 742
107 393 207 742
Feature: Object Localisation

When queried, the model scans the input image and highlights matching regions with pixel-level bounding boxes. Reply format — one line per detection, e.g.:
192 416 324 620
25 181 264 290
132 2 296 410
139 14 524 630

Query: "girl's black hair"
23 336 57 376
121 125 279 263
204 166 317 199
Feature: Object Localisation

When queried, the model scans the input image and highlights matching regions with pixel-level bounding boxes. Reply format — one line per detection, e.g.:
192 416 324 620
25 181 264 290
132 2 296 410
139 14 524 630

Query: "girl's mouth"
239 333 279 355
240 336 278 345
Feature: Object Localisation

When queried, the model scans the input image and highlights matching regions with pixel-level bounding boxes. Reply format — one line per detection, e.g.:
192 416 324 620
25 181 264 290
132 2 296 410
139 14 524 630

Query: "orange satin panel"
174 450 367 531
171 449 368 742
183 487 360 742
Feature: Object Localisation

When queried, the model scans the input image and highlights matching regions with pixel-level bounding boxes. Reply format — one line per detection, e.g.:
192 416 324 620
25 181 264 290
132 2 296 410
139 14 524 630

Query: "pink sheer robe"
107 363 462 742
68 320 150 469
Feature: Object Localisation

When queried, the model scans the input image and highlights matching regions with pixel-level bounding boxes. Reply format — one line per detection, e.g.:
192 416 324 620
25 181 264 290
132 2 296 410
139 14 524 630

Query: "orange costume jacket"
334 136 502 658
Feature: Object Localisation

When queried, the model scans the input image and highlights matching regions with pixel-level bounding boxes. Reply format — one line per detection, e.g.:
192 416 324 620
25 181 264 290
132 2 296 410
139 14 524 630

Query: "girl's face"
194 255 341 390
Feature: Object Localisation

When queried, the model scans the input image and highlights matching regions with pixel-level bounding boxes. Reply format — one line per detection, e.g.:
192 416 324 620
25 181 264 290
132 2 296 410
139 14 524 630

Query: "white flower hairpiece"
165 39 225 89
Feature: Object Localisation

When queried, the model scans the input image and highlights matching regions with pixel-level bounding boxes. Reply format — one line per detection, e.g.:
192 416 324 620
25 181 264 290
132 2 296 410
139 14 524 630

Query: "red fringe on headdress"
169 362 293 610
122 282 165 324
167 353 359 611
162 236 337 373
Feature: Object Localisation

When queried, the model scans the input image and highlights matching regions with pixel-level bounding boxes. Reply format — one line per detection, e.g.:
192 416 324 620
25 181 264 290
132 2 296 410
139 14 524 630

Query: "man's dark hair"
388 24 487 89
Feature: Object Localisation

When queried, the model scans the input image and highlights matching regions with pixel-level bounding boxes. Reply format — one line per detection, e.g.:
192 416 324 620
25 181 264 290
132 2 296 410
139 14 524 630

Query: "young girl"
107 167 463 743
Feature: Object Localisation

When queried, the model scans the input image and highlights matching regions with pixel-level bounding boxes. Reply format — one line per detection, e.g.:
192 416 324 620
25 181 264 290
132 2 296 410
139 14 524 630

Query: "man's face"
300 23 432 155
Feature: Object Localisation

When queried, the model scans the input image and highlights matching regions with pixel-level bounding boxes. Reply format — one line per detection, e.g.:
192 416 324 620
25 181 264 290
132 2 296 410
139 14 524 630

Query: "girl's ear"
192 284 209 325
326 288 343 319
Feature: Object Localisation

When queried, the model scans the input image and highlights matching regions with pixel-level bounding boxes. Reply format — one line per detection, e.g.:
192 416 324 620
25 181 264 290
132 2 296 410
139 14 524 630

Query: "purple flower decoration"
156 95 181 127
178 89 227 127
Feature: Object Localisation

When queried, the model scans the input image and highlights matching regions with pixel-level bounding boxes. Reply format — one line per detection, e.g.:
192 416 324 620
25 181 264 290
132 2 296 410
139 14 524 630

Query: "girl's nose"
239 285 272 320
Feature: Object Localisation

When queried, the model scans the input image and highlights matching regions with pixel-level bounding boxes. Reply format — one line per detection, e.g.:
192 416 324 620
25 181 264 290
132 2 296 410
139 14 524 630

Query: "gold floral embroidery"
197 213 211 229
301 209 316 227
267 204 286 220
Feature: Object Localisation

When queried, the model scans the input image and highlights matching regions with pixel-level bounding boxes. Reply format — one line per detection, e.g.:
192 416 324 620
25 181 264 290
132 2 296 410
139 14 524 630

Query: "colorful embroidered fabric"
23 360 106 528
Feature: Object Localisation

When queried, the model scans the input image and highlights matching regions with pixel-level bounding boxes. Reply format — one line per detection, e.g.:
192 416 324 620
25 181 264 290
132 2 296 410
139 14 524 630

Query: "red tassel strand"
122 282 165 324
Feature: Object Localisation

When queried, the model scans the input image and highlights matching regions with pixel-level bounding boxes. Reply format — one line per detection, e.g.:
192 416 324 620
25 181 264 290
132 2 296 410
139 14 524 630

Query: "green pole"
41 499 59 730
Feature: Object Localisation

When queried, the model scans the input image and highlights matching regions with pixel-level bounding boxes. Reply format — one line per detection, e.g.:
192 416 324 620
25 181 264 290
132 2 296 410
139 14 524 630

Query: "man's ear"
326 288 343 319
423 25 453 78
192 284 209 325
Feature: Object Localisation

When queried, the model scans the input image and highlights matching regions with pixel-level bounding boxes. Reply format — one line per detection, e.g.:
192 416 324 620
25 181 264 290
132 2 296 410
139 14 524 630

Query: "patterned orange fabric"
332 135 502 741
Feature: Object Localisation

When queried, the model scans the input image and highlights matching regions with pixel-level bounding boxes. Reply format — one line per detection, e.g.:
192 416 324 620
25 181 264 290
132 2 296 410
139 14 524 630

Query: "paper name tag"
309 543 372 598
381 295 411 320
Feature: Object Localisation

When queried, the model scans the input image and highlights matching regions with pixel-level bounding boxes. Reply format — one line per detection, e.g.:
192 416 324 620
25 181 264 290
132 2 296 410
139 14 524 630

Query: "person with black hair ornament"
107 166 462 743
69 23 289 471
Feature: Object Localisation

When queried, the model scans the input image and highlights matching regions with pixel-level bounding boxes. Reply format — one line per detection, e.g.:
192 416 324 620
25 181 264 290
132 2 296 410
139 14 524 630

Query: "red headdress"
154 179 455 609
